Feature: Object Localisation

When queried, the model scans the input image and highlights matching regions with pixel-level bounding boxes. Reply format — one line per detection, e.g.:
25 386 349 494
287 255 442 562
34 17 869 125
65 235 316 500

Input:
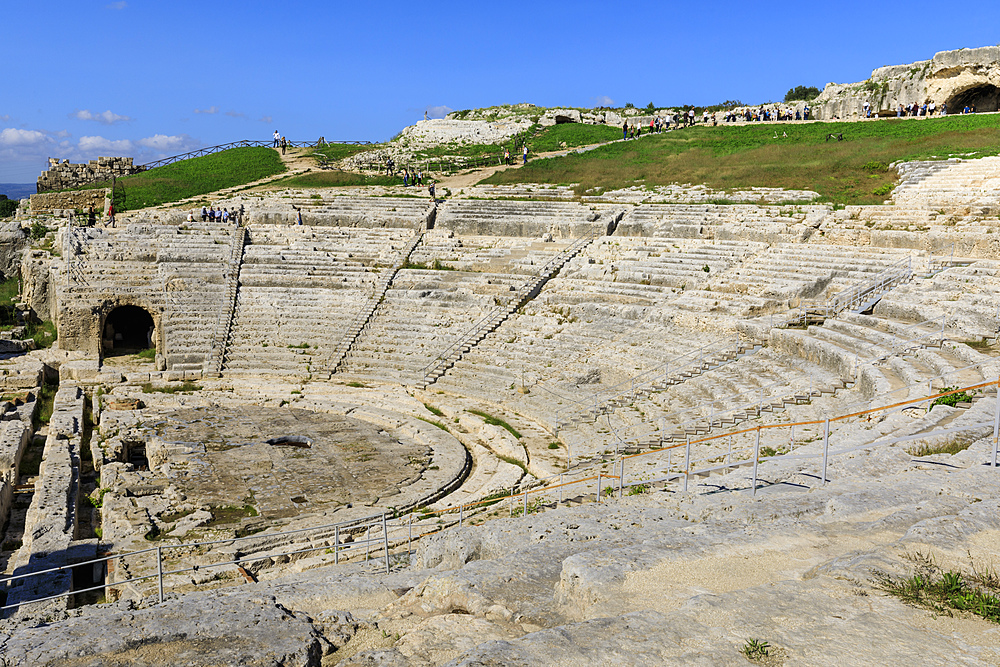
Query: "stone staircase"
205 227 248 376
416 228 603 390
556 338 766 429
325 230 425 377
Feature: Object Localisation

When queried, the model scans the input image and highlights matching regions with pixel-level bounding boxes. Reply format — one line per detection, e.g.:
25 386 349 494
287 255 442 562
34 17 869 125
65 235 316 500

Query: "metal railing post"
335 525 339 565
407 516 412 563
157 546 164 604
752 427 761 496
993 378 1000 467
619 457 625 499
523 489 528 515
822 418 830 484
365 525 371 561
459 503 463 527
559 474 564 504
684 437 691 492
383 514 390 574
596 472 602 503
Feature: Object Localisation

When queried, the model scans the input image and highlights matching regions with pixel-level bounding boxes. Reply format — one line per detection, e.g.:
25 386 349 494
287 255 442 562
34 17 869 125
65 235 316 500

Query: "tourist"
201 206 207 221
929 100 937 116
803 105 810 120
622 120 628 140
523 144 528 164
273 130 279 148
88 206 96 226
107 202 115 227
941 102 948 115
281 137 287 155
222 208 229 223
428 182 436 201
239 204 245 225
417 171 423 186
187 212 194 223
504 148 510 165
403 170 409 187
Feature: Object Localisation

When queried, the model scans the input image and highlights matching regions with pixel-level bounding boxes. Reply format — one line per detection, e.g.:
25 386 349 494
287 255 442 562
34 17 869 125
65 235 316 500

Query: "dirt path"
434 142 611 191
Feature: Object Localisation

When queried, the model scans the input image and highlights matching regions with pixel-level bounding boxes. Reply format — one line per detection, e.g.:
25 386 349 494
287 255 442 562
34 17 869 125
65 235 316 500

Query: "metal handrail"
418 228 601 382
138 139 373 171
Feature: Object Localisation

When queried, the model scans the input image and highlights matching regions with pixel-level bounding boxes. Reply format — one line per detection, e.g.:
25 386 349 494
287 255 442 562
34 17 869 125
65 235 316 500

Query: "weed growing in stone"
467 409 521 439
741 638 770 661
874 553 1000 623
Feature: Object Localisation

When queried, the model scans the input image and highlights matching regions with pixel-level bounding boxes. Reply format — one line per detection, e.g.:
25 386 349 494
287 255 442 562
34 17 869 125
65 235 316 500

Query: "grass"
908 437 974 457
932 386 974 407
271 171 403 188
82 147 285 210
136 347 156 361
497 454 528 474
415 415 449 432
484 114 1000 205
423 403 444 417
402 259 456 271
529 123 622 152
34 380 59 428
26 320 57 349
141 380 201 394
311 143 373 162
467 409 521 439
875 553 1000 624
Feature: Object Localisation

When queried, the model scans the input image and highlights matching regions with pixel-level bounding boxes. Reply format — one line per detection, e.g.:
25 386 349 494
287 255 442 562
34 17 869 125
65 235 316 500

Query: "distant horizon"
3 0 997 182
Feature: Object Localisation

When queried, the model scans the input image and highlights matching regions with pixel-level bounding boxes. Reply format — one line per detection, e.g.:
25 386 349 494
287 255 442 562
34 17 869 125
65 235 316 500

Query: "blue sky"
2 0 997 183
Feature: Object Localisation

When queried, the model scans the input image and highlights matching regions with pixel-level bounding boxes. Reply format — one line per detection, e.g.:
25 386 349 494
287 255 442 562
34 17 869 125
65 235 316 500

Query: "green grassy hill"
483 114 1000 205
88 147 286 210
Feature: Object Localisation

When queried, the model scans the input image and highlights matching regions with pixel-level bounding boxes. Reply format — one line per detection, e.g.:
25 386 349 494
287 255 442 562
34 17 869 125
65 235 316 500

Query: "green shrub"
784 85 820 102
0 196 17 218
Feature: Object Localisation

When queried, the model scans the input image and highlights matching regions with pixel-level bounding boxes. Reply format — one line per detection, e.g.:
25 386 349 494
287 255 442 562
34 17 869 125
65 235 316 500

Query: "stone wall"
29 189 110 216
36 157 141 193
813 46 1000 119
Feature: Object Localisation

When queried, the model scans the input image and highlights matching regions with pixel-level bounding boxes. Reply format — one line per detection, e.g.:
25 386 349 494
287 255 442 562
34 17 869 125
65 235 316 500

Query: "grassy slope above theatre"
482 114 1000 205
88 147 286 210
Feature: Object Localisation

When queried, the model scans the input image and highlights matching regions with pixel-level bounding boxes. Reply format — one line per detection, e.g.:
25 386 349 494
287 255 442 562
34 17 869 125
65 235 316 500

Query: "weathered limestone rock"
814 45 1000 118
36 156 141 193
29 189 110 216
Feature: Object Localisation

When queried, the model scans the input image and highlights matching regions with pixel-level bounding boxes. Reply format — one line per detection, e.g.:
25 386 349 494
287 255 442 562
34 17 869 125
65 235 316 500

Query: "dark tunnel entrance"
103 305 155 356
946 84 1000 113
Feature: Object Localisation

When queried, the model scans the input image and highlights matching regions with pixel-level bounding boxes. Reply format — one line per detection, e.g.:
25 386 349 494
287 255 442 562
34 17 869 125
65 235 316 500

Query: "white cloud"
593 96 615 107
106 1 127 9
259 115 273 124
0 126 204 181
73 109 133 125
225 110 248 119
137 134 199 153
0 128 53 149
424 105 452 120
77 135 135 154
0 115 10 123
194 106 219 115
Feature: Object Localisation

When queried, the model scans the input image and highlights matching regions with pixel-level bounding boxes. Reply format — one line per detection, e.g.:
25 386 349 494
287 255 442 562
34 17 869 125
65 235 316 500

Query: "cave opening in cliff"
945 84 1000 113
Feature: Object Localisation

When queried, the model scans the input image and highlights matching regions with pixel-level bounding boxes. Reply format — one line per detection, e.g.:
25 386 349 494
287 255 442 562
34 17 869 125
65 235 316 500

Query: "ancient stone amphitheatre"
5 47 1000 666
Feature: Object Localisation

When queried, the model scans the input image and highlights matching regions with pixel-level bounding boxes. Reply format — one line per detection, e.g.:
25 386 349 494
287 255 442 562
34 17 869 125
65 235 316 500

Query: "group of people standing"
199 205 244 224
723 106 810 123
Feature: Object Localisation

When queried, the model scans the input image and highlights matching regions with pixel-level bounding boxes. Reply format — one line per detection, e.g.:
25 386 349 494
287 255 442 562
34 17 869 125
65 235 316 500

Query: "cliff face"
814 46 1000 119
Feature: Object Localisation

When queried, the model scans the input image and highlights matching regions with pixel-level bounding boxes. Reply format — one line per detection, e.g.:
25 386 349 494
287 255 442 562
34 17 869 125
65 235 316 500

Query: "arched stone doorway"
102 305 155 356
945 84 1000 113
